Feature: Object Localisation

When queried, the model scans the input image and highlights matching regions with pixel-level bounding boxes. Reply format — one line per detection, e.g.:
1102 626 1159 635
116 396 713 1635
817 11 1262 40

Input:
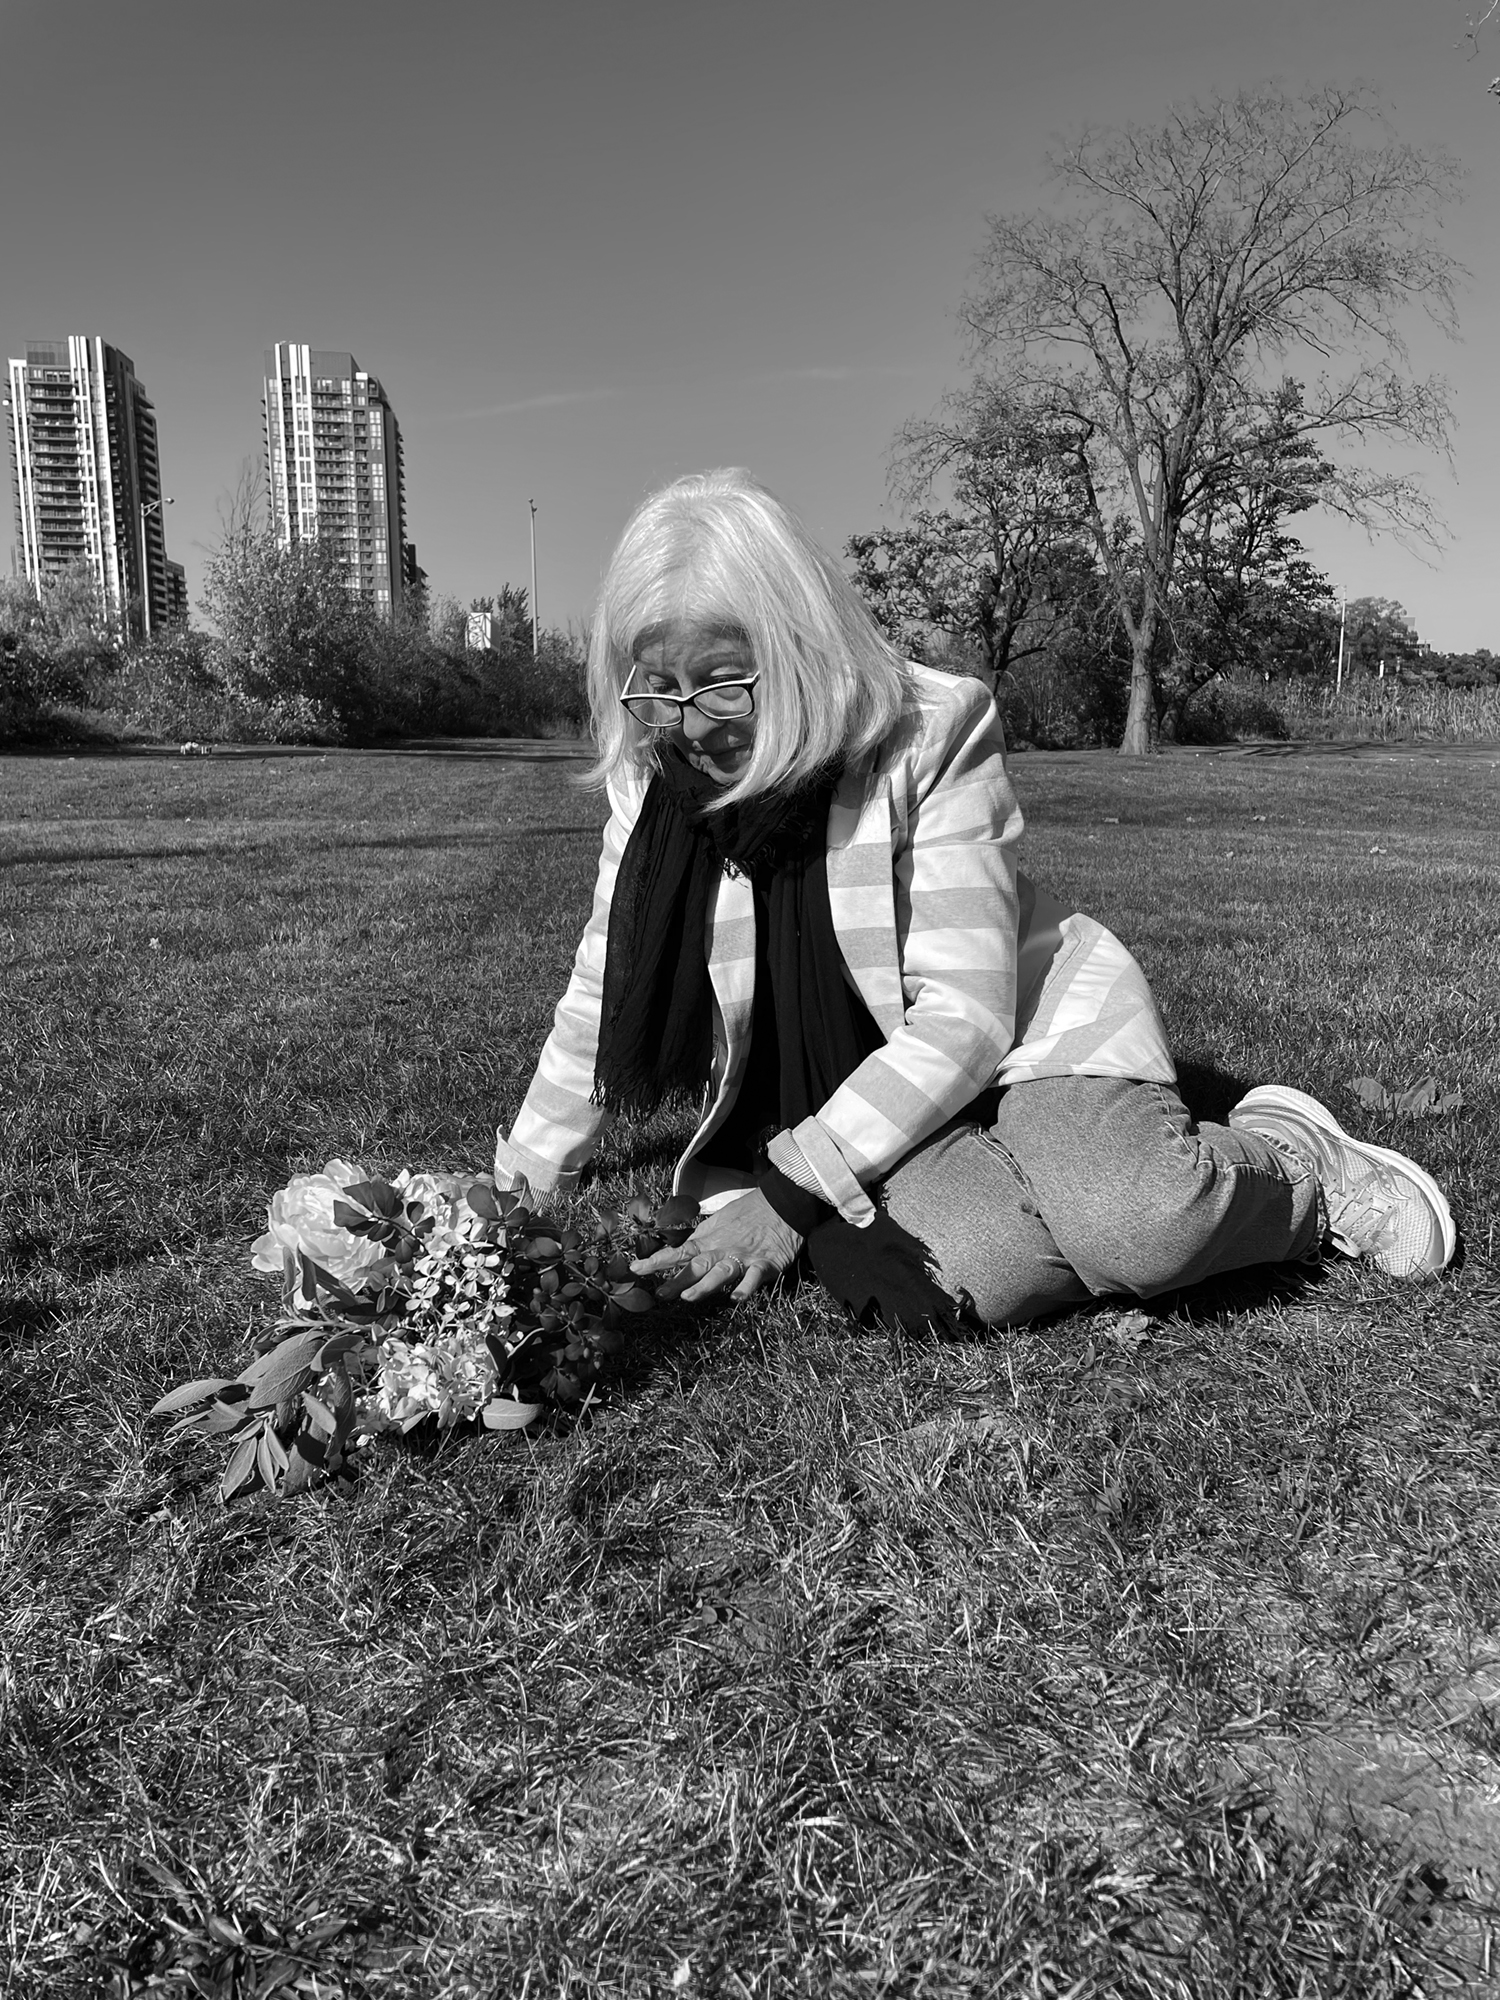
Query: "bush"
994 643 1132 749
1171 677 1290 744
0 570 121 742
2 611 592 749
1 529 593 747
92 627 340 744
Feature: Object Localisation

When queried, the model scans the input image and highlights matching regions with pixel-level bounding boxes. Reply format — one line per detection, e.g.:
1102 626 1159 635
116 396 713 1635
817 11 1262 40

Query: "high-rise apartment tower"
6 337 185 632
262 344 408 618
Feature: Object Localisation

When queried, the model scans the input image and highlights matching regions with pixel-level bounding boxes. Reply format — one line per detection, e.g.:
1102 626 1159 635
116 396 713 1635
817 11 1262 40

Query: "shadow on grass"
1145 1254 1325 1329
1 826 605 869
0 1291 66 1348
1174 1056 1256 1127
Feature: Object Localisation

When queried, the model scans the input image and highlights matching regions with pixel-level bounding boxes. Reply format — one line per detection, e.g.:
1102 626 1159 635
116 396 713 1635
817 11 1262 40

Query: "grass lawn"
3 740 1499 1997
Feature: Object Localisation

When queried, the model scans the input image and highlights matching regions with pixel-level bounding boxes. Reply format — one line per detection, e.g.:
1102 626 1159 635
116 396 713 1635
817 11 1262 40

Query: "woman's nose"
678 701 718 743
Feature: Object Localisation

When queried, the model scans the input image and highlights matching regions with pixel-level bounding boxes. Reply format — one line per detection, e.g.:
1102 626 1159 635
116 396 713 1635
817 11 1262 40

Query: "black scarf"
595 750 958 1333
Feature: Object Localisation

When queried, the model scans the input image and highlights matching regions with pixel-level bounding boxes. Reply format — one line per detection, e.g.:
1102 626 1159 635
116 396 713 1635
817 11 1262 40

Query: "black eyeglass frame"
618 663 761 729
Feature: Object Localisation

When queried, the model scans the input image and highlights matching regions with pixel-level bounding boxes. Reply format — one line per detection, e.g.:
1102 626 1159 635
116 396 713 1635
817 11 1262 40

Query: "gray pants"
881 1075 1321 1328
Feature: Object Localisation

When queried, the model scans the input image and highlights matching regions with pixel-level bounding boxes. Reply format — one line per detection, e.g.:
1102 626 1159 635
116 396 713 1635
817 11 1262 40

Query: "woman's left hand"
631 1188 803 1303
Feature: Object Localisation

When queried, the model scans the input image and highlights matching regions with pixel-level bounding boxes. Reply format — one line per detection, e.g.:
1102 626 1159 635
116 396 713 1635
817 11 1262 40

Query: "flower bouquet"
152 1161 697 1503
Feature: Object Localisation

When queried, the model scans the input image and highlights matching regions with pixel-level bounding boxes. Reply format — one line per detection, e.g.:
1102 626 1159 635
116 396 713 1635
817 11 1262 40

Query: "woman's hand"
631 1188 803 1303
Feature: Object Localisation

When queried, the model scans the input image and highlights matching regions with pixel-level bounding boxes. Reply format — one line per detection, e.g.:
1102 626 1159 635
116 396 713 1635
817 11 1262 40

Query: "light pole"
1335 583 1347 696
139 495 173 640
536 498 548 660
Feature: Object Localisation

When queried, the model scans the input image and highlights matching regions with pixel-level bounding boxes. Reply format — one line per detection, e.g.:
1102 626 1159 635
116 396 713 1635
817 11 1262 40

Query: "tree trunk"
1120 632 1156 754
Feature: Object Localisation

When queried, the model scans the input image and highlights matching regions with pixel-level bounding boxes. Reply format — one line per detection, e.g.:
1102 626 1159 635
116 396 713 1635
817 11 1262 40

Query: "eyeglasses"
619 665 760 729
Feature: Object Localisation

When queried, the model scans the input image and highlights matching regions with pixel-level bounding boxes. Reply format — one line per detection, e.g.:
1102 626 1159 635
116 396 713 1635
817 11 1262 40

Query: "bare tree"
214 456 267 546
1462 2 1500 94
961 85 1461 752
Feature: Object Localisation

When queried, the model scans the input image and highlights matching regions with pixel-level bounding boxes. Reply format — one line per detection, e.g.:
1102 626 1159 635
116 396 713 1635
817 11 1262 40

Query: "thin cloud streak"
753 364 927 385
439 388 618 423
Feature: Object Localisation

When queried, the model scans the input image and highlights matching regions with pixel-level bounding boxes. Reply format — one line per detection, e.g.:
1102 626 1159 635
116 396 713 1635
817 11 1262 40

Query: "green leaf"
609 1285 654 1314
241 1331 326 1409
150 1376 237 1416
466 1184 502 1222
654 1195 699 1231
187 1398 260 1438
256 1425 290 1490
481 1398 542 1430
332 1200 380 1234
326 1360 356 1445
342 1179 400 1218
315 1330 368 1367
300 1390 338 1435
220 1430 262 1503
282 1442 317 1495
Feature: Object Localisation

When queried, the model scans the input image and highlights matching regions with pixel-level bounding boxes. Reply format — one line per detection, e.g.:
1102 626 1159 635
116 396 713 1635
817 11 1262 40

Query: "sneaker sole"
1229 1084 1457 1275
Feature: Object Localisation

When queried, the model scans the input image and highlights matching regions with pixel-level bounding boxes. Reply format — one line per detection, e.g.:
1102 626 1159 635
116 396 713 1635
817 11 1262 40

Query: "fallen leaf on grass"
1351 1075 1464 1119
1100 1309 1153 1354
901 1410 1022 1450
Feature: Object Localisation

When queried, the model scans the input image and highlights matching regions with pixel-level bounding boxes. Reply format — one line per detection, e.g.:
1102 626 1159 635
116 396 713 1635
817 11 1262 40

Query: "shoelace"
1325 1165 1410 1257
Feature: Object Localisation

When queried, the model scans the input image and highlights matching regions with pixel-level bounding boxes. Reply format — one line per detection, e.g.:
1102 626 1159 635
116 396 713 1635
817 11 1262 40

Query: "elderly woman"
495 470 1454 1329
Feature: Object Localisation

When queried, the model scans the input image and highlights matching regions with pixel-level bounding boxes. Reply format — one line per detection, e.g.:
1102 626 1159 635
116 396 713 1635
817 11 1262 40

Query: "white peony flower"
251 1159 396 1299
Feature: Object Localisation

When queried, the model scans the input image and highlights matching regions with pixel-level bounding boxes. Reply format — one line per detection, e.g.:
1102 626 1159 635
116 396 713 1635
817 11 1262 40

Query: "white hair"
586 469 913 806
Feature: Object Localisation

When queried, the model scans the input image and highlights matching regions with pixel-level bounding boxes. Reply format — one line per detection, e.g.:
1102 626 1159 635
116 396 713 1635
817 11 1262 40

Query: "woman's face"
631 620 758 785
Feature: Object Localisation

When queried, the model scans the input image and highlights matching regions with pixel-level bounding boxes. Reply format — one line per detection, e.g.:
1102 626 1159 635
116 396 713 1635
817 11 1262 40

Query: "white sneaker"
1228 1084 1456 1278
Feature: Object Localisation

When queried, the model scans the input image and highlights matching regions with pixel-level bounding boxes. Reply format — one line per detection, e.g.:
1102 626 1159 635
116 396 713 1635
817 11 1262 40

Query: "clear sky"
2 0 1494 647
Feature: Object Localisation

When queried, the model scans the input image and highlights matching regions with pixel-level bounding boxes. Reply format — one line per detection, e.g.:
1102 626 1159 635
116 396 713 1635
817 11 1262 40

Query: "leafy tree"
1423 648 1498 688
1343 597 1423 677
1161 387 1338 727
468 584 533 655
0 565 119 734
852 386 1091 679
960 85 1460 751
200 525 376 737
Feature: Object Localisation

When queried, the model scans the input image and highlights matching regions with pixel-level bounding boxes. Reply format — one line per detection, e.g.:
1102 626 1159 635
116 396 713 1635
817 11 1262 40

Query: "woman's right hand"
631 1188 803 1303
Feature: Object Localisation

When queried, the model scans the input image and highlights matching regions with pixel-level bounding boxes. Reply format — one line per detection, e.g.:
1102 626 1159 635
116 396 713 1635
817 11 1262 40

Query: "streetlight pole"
529 498 538 660
139 495 173 640
1335 584 1347 696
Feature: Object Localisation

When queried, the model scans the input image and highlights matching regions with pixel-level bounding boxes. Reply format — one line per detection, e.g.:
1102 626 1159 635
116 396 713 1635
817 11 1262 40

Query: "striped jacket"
495 668 1176 1225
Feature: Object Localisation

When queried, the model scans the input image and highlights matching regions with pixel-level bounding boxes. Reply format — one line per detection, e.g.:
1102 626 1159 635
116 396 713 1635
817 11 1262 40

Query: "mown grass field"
3 739 1499 1998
